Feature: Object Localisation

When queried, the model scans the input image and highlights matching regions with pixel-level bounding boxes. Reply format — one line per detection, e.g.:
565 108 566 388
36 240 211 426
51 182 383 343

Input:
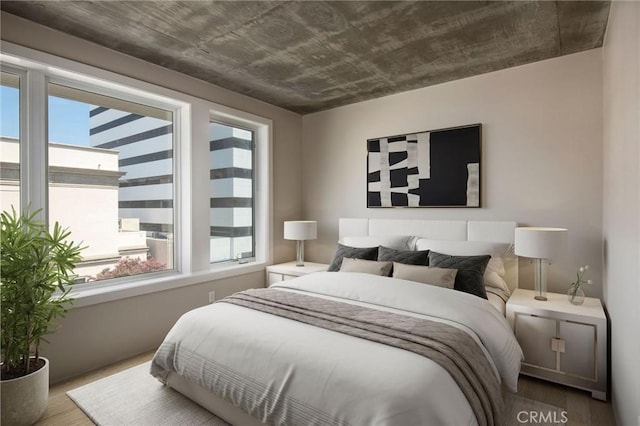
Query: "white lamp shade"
515 227 568 259
284 221 317 241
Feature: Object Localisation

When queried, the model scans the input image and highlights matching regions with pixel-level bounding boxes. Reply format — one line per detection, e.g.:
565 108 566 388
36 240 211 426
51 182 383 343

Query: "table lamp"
515 227 568 301
284 221 317 266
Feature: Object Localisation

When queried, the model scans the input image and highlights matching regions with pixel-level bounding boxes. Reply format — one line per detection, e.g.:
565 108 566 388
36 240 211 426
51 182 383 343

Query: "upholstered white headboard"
338 218 518 291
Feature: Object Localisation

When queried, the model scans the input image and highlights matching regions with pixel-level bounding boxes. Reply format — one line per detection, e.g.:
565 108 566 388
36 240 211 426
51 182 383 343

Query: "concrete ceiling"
1 1 610 114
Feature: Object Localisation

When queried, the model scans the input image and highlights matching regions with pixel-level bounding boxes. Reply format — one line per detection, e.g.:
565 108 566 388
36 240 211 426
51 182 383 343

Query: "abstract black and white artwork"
367 124 481 207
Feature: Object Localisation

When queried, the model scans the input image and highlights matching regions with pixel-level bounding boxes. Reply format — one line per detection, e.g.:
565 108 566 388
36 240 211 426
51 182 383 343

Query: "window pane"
0 72 21 214
48 83 174 282
209 122 254 263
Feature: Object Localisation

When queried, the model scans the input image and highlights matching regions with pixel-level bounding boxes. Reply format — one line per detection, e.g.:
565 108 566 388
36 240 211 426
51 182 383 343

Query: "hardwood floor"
36 352 616 426
516 375 615 426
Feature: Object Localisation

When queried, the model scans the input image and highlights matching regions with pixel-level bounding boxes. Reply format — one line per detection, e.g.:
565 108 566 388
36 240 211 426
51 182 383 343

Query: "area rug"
68 362 564 425
67 362 229 426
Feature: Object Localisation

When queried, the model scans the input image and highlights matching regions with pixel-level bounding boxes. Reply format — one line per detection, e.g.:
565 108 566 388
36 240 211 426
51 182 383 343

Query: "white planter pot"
1 357 49 426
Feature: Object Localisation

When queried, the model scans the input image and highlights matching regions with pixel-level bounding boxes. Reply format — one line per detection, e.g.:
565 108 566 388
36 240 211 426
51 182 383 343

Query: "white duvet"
151 272 522 426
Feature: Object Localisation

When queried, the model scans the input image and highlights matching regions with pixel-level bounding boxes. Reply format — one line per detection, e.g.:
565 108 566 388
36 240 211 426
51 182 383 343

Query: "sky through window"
0 87 90 146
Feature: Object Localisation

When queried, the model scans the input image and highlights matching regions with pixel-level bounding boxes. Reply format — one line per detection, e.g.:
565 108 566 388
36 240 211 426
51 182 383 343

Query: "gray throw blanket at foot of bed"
222 288 504 426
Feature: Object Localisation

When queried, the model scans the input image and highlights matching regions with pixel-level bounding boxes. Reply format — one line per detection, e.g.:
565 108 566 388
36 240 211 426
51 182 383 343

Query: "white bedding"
485 288 508 316
151 272 522 426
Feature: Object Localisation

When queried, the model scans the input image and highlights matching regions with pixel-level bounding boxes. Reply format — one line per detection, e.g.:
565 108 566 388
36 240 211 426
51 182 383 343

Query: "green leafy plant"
569 264 593 301
1 207 83 380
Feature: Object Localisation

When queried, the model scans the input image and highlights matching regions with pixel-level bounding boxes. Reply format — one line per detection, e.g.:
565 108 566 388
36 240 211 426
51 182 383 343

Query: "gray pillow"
327 243 378 272
392 263 457 288
340 258 393 276
377 246 429 266
428 251 491 299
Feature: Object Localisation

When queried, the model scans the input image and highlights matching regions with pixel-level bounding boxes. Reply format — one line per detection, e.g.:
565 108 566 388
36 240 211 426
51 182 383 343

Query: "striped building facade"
209 123 254 262
89 108 253 264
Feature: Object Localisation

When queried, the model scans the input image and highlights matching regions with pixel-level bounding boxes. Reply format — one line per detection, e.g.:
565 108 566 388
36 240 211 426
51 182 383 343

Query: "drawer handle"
551 337 566 353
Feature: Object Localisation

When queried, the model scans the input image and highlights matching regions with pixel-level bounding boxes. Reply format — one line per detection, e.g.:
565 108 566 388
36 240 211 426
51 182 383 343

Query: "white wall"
302 49 604 298
603 2 640 425
45 271 263 383
1 12 303 383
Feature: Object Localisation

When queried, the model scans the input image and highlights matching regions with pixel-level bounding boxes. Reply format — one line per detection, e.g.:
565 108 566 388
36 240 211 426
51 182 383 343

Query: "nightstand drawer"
560 321 596 380
515 314 556 370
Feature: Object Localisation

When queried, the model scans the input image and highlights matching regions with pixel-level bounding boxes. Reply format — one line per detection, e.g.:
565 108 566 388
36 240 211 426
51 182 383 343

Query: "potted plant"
1 207 83 425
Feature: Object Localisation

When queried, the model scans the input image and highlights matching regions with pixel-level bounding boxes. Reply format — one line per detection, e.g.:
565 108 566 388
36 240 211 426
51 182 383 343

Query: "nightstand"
506 288 607 400
266 261 329 286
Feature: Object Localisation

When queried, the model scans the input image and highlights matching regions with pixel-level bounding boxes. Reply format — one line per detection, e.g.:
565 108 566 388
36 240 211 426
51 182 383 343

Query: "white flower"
571 265 593 291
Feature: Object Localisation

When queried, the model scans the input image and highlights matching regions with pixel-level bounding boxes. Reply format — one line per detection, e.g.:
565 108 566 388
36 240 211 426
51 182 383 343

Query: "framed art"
367 123 481 208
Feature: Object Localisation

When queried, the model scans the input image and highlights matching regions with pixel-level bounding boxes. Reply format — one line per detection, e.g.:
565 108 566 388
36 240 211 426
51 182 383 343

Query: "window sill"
67 261 267 309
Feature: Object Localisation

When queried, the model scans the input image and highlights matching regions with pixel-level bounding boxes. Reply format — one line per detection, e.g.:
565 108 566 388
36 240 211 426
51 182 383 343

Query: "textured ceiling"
1 1 610 114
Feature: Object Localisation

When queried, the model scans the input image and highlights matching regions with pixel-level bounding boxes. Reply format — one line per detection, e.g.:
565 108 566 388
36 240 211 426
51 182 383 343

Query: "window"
209 122 254 263
0 71 21 213
47 83 175 282
1 43 271 305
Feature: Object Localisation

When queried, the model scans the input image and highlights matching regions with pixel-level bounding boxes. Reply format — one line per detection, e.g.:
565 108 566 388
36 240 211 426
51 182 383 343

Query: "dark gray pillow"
428 251 491 299
327 244 378 272
377 246 429 266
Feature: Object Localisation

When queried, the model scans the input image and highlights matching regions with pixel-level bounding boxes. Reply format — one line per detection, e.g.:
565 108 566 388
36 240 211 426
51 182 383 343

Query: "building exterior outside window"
209 122 254 263
1 80 177 282
88 105 175 270
1 45 270 295
1 94 260 280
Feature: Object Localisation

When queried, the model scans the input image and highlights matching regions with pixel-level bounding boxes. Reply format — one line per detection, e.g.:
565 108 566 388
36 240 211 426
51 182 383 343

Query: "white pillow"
484 270 511 297
392 263 457 289
485 257 506 277
339 258 392 276
340 235 416 251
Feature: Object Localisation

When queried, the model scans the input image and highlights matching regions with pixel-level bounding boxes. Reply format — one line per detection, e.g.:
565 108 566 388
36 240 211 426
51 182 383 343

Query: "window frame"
46 77 181 283
0 42 273 308
208 106 272 270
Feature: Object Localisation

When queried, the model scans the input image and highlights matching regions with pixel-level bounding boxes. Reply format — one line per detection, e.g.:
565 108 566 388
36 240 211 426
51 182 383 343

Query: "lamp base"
295 240 305 267
533 258 548 301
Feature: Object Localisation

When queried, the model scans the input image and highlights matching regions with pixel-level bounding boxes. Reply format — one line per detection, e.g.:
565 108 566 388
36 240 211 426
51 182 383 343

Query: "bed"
151 219 523 426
